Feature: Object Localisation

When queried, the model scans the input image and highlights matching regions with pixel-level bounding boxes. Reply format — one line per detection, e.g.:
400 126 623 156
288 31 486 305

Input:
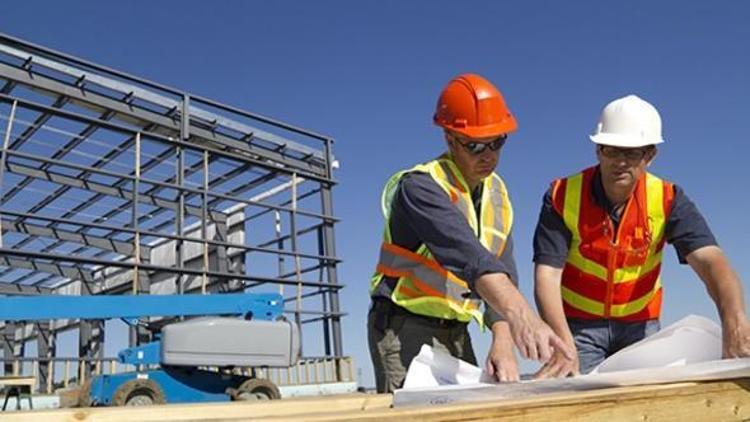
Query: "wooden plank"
295 379 750 422
3 393 391 421
0 376 36 387
5 379 750 421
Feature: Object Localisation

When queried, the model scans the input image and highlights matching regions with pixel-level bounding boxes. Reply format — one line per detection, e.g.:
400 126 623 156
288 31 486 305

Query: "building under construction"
0 32 349 394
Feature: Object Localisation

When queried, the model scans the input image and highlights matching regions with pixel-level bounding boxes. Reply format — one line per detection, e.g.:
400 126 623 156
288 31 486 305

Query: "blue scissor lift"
0 293 299 406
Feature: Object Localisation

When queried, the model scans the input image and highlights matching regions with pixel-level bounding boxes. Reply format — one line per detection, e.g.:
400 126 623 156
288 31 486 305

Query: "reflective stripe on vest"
555 167 674 321
371 155 512 324
376 243 479 312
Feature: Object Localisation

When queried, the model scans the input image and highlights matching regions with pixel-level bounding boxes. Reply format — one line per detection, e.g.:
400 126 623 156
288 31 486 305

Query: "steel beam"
1 219 151 259
4 160 218 220
0 63 327 177
0 281 53 295
0 255 97 283
2 322 17 375
1 106 116 205
320 139 343 359
0 248 344 290
35 321 54 388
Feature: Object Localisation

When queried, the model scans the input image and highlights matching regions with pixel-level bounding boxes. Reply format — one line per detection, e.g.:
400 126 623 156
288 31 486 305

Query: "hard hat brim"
589 133 664 148
440 119 518 139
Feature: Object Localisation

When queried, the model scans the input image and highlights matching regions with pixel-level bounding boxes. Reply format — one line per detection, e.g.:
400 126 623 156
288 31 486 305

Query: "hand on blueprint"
486 321 519 382
723 316 750 358
505 307 575 363
532 343 579 379
475 274 575 363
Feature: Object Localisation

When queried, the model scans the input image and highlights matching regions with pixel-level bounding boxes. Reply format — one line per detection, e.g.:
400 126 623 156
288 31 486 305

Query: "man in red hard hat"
367 74 572 393
532 95 750 378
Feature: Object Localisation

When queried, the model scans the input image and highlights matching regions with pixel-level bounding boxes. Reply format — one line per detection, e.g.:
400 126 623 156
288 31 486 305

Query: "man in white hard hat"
531 94 750 377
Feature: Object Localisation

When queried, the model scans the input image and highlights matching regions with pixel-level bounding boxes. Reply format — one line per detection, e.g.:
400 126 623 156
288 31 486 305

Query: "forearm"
711 270 745 324
687 246 746 323
491 320 513 346
475 272 530 321
534 264 574 342
477 271 574 362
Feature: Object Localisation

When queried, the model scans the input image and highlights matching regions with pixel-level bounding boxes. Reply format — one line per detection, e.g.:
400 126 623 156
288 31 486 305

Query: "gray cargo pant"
367 299 476 393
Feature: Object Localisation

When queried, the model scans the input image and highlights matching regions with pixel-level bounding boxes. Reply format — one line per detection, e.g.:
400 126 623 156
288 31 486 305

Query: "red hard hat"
433 74 518 138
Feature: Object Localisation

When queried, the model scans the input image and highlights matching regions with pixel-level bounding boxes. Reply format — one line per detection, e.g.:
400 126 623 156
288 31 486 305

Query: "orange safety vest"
551 166 675 321
370 154 513 325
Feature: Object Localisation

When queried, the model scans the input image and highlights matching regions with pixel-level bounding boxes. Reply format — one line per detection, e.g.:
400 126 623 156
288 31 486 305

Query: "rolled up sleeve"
666 186 718 263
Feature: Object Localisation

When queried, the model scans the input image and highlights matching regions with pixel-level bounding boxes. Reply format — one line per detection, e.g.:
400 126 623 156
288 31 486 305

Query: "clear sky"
2 1 749 389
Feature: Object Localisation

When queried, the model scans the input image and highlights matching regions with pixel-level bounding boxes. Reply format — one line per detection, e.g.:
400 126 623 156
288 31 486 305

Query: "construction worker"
368 73 572 393
533 95 750 378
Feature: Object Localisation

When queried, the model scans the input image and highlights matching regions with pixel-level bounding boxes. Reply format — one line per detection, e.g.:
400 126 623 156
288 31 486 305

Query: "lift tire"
236 378 281 400
111 379 166 406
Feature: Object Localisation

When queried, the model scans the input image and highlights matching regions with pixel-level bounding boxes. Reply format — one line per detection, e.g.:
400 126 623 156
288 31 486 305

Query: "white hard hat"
589 95 665 148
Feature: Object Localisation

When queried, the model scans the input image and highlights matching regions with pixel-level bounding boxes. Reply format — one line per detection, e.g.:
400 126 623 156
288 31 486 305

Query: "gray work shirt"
372 171 519 328
533 167 717 268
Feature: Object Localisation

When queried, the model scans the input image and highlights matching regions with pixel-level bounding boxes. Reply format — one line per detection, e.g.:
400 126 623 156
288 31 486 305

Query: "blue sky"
2 1 749 388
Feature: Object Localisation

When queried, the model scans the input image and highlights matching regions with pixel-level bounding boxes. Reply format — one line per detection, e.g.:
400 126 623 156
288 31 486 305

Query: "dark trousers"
367 299 476 393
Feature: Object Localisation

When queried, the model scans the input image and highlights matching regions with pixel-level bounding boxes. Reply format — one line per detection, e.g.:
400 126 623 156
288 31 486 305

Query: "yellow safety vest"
370 154 513 325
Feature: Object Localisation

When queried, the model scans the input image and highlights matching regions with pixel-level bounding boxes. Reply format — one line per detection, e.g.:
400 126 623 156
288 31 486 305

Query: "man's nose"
612 155 629 166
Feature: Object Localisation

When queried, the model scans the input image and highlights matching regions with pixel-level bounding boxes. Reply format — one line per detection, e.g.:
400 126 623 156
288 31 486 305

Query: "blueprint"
394 315 750 407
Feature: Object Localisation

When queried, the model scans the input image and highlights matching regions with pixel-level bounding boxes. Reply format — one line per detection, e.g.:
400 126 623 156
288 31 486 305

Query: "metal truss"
0 32 344 386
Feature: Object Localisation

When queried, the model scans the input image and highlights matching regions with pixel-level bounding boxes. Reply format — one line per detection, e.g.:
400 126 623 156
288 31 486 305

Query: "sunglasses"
452 134 507 155
599 145 653 161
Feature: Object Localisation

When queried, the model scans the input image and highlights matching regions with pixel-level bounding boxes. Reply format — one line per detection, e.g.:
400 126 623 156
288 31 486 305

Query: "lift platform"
0 293 299 406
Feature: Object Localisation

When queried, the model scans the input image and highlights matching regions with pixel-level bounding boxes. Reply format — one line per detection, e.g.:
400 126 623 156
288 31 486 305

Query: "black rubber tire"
236 378 281 400
111 379 166 406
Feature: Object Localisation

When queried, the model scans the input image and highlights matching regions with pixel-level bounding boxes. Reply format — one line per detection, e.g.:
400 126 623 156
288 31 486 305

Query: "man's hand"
533 341 579 379
532 263 578 377
486 321 519 382
504 307 573 362
722 316 750 358
475 273 574 363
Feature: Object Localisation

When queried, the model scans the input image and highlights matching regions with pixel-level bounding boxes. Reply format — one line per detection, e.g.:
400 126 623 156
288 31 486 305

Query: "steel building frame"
0 33 344 389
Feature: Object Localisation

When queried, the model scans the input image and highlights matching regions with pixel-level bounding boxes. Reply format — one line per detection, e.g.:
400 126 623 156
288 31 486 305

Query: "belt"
371 298 467 328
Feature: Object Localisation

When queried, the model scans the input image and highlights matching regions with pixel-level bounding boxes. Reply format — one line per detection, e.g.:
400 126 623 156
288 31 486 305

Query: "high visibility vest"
370 154 513 325
551 166 675 321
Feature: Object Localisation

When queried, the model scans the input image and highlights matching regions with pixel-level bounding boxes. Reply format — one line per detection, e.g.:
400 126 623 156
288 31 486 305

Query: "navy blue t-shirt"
533 168 717 268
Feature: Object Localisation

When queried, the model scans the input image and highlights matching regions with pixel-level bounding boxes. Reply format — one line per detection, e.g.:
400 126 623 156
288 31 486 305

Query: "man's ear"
444 131 456 154
646 147 658 166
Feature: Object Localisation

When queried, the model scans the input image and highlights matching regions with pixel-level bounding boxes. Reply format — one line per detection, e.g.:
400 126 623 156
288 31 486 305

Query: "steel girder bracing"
0 32 344 384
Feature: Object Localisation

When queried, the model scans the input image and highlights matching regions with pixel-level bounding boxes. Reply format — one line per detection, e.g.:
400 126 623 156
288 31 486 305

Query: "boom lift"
0 293 299 406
